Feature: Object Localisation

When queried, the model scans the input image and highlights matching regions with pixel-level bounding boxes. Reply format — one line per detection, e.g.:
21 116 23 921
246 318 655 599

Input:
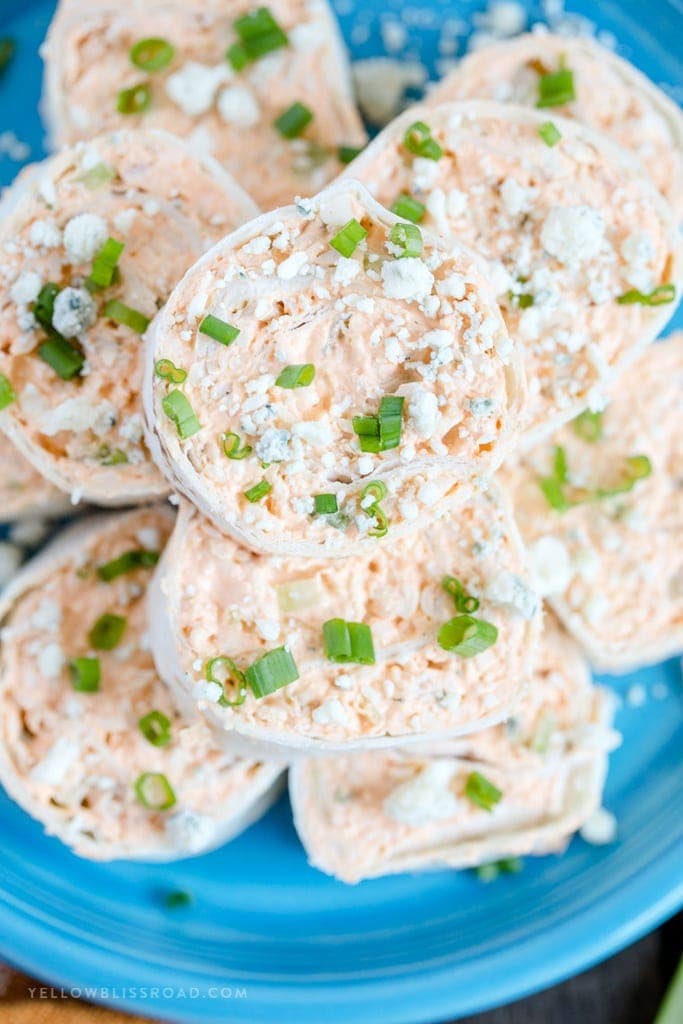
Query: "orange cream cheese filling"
428 33 683 218
344 101 682 446
144 179 525 557
149 487 540 756
290 617 619 882
0 130 258 506
0 506 283 861
42 0 367 209
504 333 683 672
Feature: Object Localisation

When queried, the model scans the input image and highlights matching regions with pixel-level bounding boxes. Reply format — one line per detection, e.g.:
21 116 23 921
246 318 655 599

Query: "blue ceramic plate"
0 2 681 1022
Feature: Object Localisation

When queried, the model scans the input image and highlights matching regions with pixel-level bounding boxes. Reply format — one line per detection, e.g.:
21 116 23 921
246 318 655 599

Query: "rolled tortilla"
503 333 683 673
41 0 366 210
144 178 525 557
148 487 540 756
290 616 619 883
0 434 71 522
0 506 283 861
0 129 258 506
428 32 683 217
343 100 682 447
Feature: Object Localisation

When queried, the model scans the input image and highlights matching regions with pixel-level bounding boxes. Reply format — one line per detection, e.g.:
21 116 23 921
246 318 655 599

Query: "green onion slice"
572 409 603 443
226 42 249 70
330 218 367 258
359 479 389 538
221 431 252 460
352 415 380 453
361 480 388 505
437 615 498 658
199 314 240 346
33 282 60 332
97 548 160 582
164 890 193 909
81 162 116 190
322 618 376 665
274 101 313 138
275 363 315 388
205 656 247 707
391 193 426 223
442 577 480 613
509 291 534 309
139 710 172 747
69 656 101 693
378 394 404 450
244 479 272 503
130 37 175 72
537 67 575 107
162 389 202 439
403 120 443 160
0 373 16 410
89 612 127 650
103 299 149 334
38 336 84 380
155 358 187 384
87 237 125 290
538 120 562 146
595 454 652 498
389 222 423 258
617 284 676 306
475 857 523 882
0 36 16 76
233 7 288 60
134 772 176 810
97 445 128 465
117 83 152 115
465 770 502 812
313 493 338 514
338 145 363 164
244 646 299 698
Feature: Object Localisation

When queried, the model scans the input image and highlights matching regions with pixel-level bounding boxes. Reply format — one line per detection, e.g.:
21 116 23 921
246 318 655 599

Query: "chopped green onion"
361 480 387 504
509 291 534 309
244 479 272 503
226 43 249 70
338 145 363 164
199 314 240 346
442 577 480 614
553 445 568 483
360 480 389 538
69 656 101 693
367 506 389 538
322 618 375 665
465 770 502 812
234 7 288 60
617 284 676 306
0 373 16 410
403 120 443 161
154 358 187 384
391 193 426 223
162 389 202 439
221 431 252 460
537 68 575 107
81 162 116 190
275 363 315 388
437 615 498 658
389 222 423 258
573 409 603 443
38 336 84 380
475 857 523 882
87 237 125 290
313 493 338 514
0 37 16 76
117 83 152 115
352 415 380 453
245 646 299 698
89 613 127 650
97 445 128 465
539 474 571 512
134 772 176 810
539 445 652 510
97 548 160 582
103 299 149 334
595 454 652 498
33 282 60 332
205 655 247 707
538 120 562 146
274 101 313 138
130 37 175 72
378 394 404 450
330 218 367 258
139 710 172 747
164 890 193 909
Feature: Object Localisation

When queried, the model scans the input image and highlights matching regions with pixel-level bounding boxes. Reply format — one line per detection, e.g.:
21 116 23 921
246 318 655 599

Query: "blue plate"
0 2 681 1022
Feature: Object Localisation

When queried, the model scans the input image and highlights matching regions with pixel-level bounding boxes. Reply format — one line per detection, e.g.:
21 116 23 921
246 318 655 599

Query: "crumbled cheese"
217 85 261 127
29 220 61 249
312 698 348 726
63 213 108 265
334 256 362 286
540 205 606 266
37 396 117 437
384 761 460 826
620 231 656 292
51 287 97 337
165 810 217 853
486 569 539 619
277 251 308 280
357 455 374 475
136 526 160 550
255 428 291 463
352 57 427 126
381 258 434 301
11 270 43 306
580 807 617 846
165 62 230 117
256 618 279 641
528 536 573 597
38 641 64 678
292 421 333 447
403 384 439 439
0 542 22 586
500 177 536 217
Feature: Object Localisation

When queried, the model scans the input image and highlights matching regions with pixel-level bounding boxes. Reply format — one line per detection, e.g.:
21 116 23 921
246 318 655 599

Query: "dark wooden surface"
454 915 682 1024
